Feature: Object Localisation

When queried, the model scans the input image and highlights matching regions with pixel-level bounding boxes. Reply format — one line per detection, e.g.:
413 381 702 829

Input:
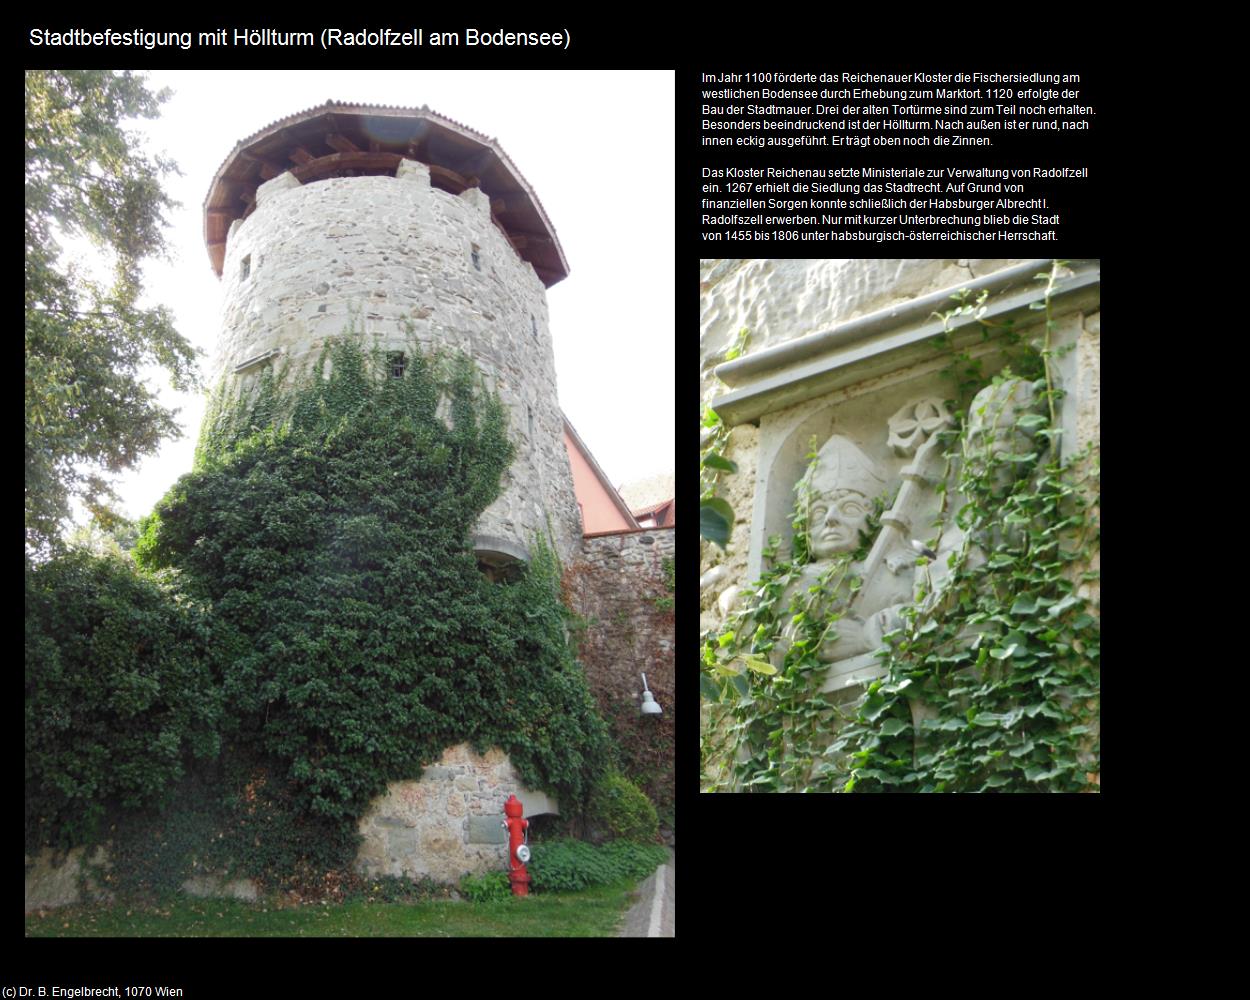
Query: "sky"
99 69 675 523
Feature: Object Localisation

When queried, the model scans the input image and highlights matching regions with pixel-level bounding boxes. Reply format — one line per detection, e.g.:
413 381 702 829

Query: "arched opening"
473 535 529 584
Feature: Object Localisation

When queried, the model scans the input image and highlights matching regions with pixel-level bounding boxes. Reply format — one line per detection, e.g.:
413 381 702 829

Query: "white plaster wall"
214 168 581 562
699 259 1030 377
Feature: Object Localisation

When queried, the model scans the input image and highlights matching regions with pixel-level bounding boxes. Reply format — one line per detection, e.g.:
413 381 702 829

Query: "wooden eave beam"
460 148 499 177
289 151 403 184
257 159 286 180
325 133 361 154
428 163 472 192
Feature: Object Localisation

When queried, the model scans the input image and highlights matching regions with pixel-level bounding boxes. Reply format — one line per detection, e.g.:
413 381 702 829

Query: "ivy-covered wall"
564 528 675 834
25 340 619 902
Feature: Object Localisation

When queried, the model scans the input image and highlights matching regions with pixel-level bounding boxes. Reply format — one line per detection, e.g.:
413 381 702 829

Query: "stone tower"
202 101 582 565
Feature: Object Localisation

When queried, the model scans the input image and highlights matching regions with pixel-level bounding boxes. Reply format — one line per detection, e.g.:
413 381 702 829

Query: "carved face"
963 379 1041 489
808 485 871 558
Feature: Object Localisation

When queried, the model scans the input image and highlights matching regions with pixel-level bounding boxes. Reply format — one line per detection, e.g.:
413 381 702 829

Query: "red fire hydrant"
503 794 531 897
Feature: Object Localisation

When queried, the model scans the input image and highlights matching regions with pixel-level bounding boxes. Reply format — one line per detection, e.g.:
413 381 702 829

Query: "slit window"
531 315 538 341
240 254 251 280
388 352 406 379
471 244 481 271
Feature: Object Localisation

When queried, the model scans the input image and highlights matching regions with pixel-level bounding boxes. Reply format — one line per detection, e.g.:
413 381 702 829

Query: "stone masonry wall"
355 743 558 884
564 528 675 831
214 164 581 563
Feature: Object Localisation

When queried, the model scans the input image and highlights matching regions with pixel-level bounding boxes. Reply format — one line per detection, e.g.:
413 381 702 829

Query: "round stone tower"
203 102 581 565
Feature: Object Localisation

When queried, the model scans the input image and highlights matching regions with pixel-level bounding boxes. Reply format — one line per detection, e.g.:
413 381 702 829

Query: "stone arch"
473 534 529 583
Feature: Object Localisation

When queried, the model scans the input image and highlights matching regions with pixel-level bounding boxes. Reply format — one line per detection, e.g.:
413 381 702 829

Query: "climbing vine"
701 263 1099 792
700 326 749 547
65 336 616 885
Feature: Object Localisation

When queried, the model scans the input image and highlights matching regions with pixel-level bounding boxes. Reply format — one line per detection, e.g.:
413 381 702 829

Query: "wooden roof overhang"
203 102 569 287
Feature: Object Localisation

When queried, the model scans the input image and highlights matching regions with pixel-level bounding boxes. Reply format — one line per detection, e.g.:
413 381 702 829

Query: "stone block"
255 171 301 206
467 816 507 844
458 186 491 219
25 847 86 912
182 875 260 903
397 158 430 185
388 827 419 857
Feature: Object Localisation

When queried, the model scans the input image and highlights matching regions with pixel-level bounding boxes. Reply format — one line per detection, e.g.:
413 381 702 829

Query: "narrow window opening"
387 351 406 379
531 315 538 341
471 244 481 271
527 404 535 439
240 254 251 280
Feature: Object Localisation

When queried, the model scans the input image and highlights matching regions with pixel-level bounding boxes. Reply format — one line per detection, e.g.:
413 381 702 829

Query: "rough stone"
25 847 87 913
254 170 301 206
215 171 581 563
355 743 558 883
25 845 112 913
563 527 674 822
467 816 508 844
700 259 1026 370
182 875 260 902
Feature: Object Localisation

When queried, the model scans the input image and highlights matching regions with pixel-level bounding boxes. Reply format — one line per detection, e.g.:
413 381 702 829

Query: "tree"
25 70 199 557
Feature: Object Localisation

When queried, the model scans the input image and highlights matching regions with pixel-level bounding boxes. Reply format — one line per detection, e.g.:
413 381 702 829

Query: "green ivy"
701 263 1099 793
587 771 659 842
86 337 613 878
25 551 222 852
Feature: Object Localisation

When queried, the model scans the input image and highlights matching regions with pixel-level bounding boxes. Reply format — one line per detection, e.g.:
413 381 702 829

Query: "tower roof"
203 100 569 286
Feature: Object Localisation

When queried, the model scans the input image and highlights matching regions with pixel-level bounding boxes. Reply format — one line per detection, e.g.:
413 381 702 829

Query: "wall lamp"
640 673 663 716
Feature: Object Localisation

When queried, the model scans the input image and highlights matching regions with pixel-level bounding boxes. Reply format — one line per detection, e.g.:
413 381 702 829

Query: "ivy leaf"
989 645 1017 660
700 498 733 548
1047 593 1081 617
879 719 910 737
1001 706 1025 729
741 655 777 676
1010 595 1039 616
702 453 738 474
699 674 722 703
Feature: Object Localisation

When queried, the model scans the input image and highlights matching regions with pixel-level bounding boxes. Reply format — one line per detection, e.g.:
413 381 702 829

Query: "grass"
24 882 642 937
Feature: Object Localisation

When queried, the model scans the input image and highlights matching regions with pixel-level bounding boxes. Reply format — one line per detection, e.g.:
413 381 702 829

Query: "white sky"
102 69 674 523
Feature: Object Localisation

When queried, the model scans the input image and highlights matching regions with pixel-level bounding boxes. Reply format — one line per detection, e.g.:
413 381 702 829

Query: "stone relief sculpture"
770 377 1049 686
770 435 900 668
702 259 1099 794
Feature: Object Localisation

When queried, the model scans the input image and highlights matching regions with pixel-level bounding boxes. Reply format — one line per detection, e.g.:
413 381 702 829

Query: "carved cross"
887 398 954 457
